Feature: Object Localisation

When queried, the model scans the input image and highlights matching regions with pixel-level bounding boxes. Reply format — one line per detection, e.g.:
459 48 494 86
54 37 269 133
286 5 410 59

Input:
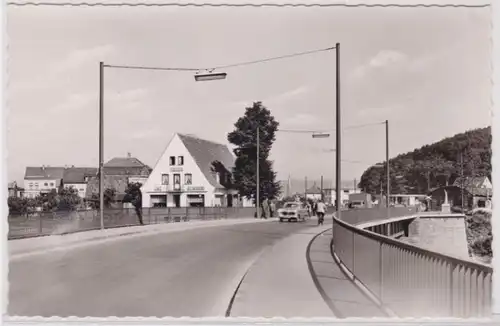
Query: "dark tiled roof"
85 175 129 198
453 176 489 188
104 166 150 176
105 157 148 168
306 183 322 194
25 167 65 180
178 133 235 188
63 167 98 184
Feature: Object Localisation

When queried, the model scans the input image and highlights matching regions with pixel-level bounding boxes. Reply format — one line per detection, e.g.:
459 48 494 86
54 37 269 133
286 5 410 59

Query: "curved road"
8 220 314 317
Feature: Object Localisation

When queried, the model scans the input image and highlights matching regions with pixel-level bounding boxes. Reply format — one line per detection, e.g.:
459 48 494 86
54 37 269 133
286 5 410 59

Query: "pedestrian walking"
316 199 326 226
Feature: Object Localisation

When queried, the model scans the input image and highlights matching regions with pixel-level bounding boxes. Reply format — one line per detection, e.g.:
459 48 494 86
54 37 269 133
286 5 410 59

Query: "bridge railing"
332 208 493 318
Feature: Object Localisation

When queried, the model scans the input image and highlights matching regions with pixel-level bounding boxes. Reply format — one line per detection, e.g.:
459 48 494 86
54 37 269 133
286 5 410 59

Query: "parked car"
278 202 308 222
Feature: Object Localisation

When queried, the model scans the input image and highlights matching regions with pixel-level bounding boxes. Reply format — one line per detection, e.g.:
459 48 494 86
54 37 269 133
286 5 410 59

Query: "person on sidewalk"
262 198 270 219
316 199 326 226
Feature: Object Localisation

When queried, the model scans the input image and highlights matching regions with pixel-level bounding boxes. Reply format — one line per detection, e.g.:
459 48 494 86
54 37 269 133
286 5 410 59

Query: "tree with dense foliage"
358 127 491 195
89 188 116 209
8 196 31 215
228 101 281 203
123 182 144 225
57 187 82 211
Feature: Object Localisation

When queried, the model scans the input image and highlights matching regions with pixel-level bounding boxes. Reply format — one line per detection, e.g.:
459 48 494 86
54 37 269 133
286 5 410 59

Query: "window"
184 173 192 185
34 183 39 189
161 174 169 185
44 182 48 186
169 156 175 165
178 156 184 165
50 182 54 187
29 183 33 189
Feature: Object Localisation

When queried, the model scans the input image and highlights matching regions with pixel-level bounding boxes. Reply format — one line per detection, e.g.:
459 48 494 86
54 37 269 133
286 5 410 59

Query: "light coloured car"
278 202 308 222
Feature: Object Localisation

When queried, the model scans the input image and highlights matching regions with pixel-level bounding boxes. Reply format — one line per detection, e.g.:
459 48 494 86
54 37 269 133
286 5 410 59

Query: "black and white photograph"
4 0 495 320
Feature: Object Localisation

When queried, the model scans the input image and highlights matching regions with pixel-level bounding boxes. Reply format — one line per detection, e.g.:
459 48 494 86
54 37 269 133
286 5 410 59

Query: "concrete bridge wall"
404 216 469 259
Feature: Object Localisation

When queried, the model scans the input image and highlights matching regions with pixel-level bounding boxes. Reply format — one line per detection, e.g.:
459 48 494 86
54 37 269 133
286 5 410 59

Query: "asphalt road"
8 219 315 317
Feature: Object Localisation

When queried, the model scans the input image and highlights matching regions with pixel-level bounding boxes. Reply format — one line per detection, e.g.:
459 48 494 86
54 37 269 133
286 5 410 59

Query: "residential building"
8 181 24 198
62 166 98 198
141 133 238 208
305 183 323 201
85 154 152 206
427 175 493 210
324 187 361 207
23 166 65 198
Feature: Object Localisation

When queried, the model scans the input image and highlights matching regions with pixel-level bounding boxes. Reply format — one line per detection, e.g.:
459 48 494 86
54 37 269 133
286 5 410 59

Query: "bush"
466 209 492 258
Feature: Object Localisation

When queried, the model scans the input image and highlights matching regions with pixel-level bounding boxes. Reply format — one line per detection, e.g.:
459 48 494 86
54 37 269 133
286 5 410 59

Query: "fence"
331 208 493 318
8 206 257 239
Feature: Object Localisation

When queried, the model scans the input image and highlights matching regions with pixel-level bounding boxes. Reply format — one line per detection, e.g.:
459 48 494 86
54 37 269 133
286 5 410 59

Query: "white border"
1 0 499 325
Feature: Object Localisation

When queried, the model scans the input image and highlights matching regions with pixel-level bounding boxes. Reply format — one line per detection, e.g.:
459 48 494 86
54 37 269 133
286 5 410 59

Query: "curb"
329 240 398 318
305 227 343 318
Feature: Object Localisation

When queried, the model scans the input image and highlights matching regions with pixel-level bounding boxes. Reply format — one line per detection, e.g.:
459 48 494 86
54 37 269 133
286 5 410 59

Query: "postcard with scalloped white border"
2 0 499 324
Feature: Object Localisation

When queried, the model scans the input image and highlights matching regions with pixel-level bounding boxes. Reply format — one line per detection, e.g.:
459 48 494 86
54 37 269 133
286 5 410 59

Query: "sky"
6 0 492 185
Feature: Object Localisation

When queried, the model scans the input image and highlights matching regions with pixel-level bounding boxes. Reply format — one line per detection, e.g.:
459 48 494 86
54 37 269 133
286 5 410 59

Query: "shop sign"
186 186 204 192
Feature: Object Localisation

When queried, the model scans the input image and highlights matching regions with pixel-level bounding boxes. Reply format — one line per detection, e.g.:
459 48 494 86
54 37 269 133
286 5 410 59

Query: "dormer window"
169 156 175 165
178 156 184 166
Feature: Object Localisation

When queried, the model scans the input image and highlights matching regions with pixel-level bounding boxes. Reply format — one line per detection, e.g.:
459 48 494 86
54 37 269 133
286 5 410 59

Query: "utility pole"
305 176 308 199
99 62 105 230
256 126 260 219
460 151 464 212
320 175 324 201
335 42 341 219
385 120 390 218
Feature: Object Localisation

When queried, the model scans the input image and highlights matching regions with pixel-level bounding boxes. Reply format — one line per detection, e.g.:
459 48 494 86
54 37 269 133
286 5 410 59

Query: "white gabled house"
141 133 240 208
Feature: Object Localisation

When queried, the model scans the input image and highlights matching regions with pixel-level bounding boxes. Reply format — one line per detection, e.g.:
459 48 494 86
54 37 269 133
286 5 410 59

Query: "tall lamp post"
335 43 341 220
374 119 390 218
98 63 225 230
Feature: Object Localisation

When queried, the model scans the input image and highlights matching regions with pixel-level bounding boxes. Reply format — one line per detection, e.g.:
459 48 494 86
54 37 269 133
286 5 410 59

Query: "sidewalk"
309 228 389 318
229 223 335 318
9 217 270 258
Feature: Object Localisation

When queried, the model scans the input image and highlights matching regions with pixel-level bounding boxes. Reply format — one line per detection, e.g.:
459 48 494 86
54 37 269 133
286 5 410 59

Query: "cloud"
128 129 165 140
10 44 116 94
351 50 409 80
50 93 94 113
49 88 149 114
283 113 320 126
55 44 115 74
267 86 309 104
356 107 395 119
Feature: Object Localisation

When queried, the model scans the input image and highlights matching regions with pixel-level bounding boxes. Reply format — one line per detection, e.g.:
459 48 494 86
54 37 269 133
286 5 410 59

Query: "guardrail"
331 208 493 318
8 206 257 239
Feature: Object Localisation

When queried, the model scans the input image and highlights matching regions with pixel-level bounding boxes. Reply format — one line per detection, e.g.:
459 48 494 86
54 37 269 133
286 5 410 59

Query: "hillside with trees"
358 127 491 195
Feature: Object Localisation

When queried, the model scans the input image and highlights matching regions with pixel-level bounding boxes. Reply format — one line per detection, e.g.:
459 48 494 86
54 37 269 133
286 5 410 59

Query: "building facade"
85 154 152 207
23 166 65 198
141 133 238 208
63 167 98 198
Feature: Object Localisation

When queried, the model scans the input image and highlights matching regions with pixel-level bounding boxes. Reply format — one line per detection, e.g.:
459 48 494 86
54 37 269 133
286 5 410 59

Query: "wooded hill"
358 127 492 195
